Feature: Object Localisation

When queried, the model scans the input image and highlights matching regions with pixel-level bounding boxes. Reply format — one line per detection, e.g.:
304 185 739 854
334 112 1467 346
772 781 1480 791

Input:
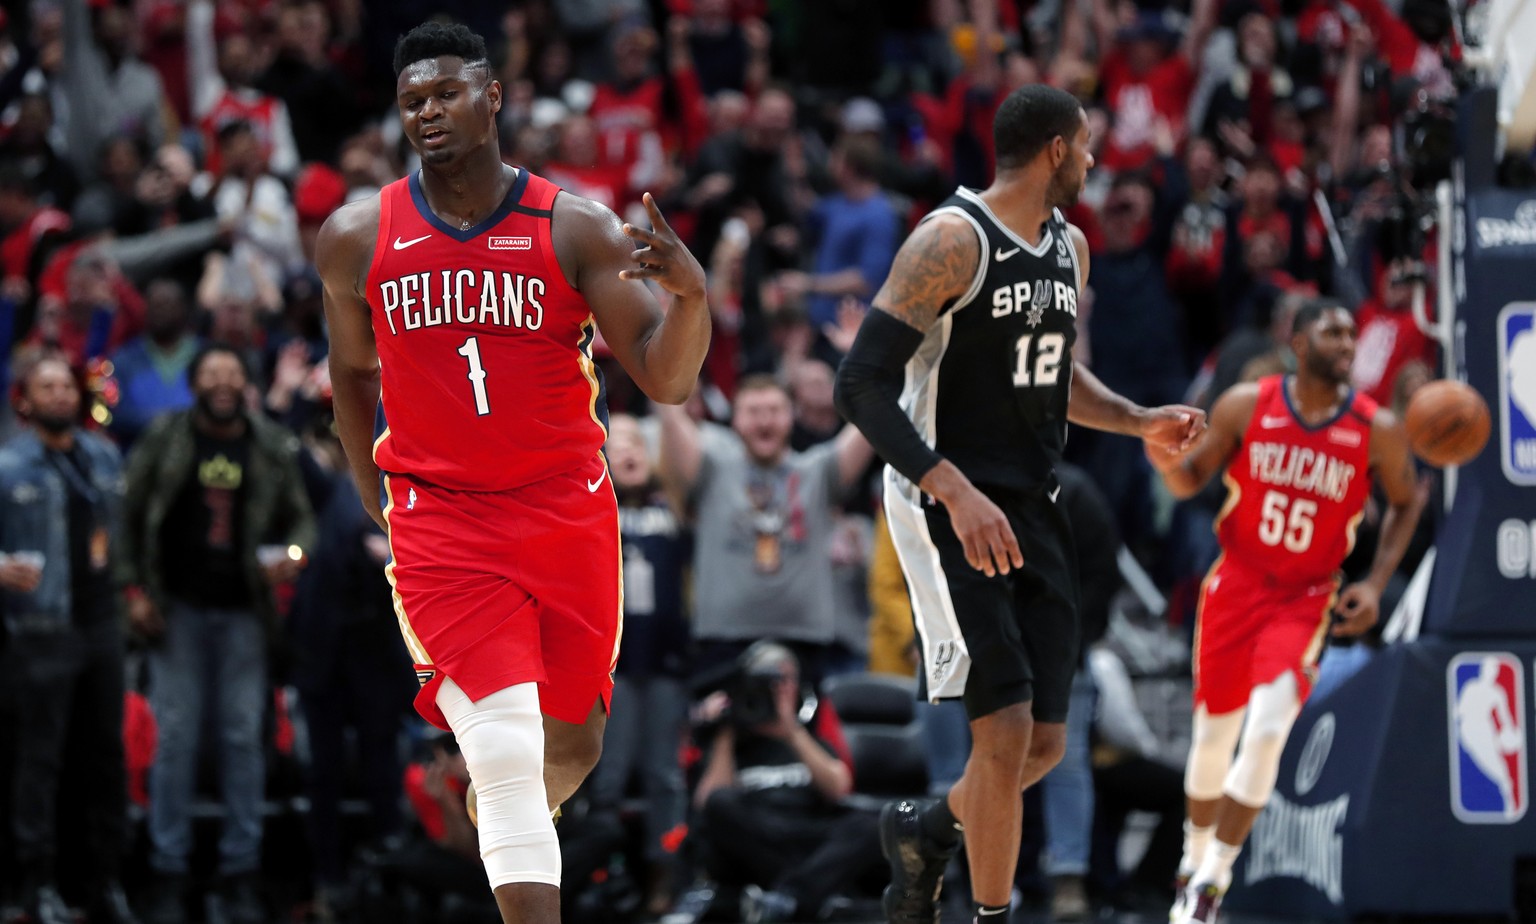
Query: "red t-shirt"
1099 50 1196 173
589 78 663 172
1 207 71 280
199 90 287 177
1351 298 1434 406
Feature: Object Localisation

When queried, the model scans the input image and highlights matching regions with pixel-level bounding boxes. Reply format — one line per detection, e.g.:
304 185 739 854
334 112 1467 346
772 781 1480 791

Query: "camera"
727 668 784 728
691 641 808 731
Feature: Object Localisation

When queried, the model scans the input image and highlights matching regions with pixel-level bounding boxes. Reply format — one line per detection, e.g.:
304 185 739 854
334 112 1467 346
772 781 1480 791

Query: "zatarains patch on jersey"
1447 652 1527 823
488 236 533 250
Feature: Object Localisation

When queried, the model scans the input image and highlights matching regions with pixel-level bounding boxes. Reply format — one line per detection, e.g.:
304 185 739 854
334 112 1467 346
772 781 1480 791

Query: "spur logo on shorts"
1447 653 1527 823
1497 303 1536 485
930 639 961 687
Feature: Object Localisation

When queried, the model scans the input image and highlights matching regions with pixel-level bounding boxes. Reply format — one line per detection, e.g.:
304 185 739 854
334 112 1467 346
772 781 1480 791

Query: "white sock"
1178 822 1215 877
1193 840 1241 893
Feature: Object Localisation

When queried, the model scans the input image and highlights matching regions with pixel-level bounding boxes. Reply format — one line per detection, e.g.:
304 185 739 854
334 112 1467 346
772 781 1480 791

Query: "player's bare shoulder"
1065 222 1091 290
872 212 981 333
548 189 627 290
315 195 383 298
1211 381 1263 438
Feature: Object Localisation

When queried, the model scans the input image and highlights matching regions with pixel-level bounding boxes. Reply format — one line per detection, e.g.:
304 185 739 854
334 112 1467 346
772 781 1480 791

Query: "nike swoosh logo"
995 246 1021 261
587 469 608 493
393 234 431 250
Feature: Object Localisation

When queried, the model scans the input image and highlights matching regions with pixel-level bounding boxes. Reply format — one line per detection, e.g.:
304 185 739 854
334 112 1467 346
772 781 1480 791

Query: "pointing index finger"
642 192 674 236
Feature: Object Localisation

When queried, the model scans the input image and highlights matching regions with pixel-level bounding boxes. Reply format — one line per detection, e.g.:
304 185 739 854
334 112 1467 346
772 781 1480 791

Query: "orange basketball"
1404 379 1491 467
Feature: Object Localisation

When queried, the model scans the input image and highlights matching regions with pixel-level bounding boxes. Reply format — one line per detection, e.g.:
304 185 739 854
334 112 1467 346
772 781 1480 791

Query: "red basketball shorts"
1193 557 1336 715
381 451 621 730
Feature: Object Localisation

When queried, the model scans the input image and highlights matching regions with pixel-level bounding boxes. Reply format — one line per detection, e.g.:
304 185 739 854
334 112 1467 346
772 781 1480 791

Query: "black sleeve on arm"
833 309 945 486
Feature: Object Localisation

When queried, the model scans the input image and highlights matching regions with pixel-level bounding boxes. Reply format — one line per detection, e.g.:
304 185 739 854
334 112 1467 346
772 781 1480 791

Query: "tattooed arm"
835 215 1025 577
869 213 981 334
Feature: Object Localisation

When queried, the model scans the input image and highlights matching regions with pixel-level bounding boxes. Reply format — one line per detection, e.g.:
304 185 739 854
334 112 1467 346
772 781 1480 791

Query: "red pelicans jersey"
1217 375 1377 584
365 169 607 492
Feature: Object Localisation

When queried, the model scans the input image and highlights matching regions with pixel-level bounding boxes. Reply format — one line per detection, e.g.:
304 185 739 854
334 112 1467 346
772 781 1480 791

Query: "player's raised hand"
621 193 706 301
1140 404 1209 455
1332 581 1381 637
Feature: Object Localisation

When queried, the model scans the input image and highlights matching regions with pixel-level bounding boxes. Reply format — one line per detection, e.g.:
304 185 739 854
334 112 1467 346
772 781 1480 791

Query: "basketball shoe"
1168 872 1191 922
1177 882 1222 924
880 799 959 924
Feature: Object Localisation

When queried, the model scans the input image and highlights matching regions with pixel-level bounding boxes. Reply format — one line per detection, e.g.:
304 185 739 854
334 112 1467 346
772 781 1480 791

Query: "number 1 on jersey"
457 336 491 416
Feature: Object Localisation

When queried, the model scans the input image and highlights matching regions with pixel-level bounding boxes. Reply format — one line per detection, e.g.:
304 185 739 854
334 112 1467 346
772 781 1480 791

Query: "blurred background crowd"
0 0 1485 921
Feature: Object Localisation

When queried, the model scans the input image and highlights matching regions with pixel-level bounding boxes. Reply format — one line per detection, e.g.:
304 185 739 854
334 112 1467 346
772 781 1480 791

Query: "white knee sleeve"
437 678 560 889
1223 671 1302 807
1186 705 1246 801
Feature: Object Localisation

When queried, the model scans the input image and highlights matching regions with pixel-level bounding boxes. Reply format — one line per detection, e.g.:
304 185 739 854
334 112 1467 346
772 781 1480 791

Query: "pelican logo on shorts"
1497 303 1536 485
416 668 435 687
1447 652 1527 823
489 236 533 251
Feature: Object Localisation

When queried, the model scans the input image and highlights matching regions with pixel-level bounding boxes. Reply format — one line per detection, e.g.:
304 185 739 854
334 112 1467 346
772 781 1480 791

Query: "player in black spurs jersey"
835 84 1208 924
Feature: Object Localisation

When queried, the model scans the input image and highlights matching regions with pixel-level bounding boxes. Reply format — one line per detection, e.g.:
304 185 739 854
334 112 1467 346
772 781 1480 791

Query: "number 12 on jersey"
1012 332 1066 387
458 336 491 416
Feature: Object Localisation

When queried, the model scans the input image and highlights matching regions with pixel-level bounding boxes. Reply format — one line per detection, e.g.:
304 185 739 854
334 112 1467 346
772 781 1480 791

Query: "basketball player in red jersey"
1146 301 1421 924
315 22 710 924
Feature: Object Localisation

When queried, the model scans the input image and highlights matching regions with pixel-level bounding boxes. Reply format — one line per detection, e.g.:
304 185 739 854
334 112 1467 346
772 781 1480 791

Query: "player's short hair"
393 21 490 78
1291 298 1349 335
994 85 1085 171
187 342 251 386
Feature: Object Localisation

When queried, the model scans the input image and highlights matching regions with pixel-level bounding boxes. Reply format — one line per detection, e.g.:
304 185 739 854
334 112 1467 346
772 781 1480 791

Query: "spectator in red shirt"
544 115 632 211
405 736 475 856
351 734 491 918
188 0 300 180
1341 0 1456 95
29 250 144 368
1351 257 1435 406
0 163 72 288
1093 0 1217 173
588 23 667 197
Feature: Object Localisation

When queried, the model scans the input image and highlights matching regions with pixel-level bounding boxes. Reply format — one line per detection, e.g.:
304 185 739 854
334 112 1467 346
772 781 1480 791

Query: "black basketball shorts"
883 474 1081 722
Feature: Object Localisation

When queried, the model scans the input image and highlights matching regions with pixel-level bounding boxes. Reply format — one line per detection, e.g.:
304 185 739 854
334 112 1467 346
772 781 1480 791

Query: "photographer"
691 642 881 923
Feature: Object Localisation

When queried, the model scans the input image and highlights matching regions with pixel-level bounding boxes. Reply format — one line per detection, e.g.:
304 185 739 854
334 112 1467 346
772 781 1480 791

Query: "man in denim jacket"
118 344 315 924
0 354 137 924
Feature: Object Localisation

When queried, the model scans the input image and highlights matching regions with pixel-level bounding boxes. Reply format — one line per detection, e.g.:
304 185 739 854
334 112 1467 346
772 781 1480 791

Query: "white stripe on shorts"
883 467 970 702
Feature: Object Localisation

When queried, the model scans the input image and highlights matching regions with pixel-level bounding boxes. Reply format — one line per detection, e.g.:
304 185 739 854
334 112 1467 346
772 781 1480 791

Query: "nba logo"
1447 653 1527 823
1497 303 1536 485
